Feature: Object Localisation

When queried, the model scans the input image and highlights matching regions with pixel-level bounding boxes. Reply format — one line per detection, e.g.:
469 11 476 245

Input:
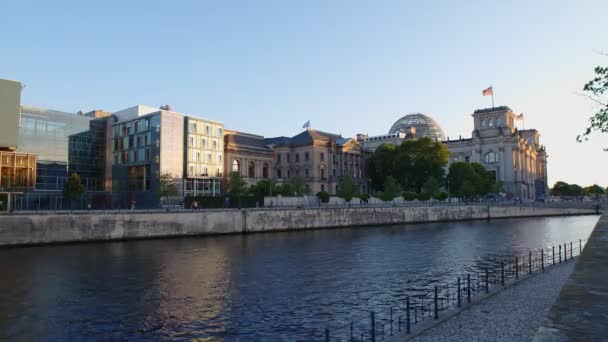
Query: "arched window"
262 163 269 179
495 117 501 127
320 165 326 180
481 119 486 128
248 161 255 178
488 118 495 127
232 160 240 172
484 151 497 163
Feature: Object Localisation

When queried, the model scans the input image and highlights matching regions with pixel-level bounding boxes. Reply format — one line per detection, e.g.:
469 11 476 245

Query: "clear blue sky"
1 0 607 186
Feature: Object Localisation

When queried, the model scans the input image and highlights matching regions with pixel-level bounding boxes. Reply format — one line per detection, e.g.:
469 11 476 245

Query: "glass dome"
388 113 446 141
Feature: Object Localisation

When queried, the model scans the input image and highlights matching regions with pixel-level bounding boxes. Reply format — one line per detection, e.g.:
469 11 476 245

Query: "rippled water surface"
0 215 599 341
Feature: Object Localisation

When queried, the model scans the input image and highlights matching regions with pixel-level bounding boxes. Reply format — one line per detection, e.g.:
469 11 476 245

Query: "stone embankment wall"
0 206 595 247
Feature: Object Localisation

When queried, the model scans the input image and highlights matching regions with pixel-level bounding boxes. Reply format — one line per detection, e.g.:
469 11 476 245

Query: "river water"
0 215 599 341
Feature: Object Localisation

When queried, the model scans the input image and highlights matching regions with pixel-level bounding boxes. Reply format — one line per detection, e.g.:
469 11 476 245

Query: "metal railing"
314 239 587 342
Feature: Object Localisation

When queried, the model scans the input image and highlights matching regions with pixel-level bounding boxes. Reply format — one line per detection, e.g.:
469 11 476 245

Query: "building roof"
265 129 344 147
473 106 512 114
225 131 273 155
389 113 446 141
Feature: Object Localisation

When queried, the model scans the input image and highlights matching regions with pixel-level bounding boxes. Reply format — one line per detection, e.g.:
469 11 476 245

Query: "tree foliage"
379 176 402 201
159 172 179 198
550 181 584 197
337 174 358 202
447 162 501 198
367 137 450 193
288 176 307 196
584 184 605 196
316 191 330 203
63 173 86 201
577 61 608 149
249 179 279 201
227 171 248 198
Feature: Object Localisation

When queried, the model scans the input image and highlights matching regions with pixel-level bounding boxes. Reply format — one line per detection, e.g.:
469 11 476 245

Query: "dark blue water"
0 215 598 341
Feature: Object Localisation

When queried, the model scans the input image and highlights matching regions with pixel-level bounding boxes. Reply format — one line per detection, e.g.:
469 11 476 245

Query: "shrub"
433 192 448 201
316 191 330 203
417 193 431 201
358 193 370 203
402 191 417 201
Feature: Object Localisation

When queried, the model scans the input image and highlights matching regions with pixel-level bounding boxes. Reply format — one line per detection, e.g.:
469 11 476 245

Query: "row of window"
113 149 153 164
191 151 222 164
188 164 223 178
114 119 151 137
188 136 221 150
113 133 152 151
188 122 223 137
452 151 497 164
276 152 361 164
232 160 270 179
481 117 502 129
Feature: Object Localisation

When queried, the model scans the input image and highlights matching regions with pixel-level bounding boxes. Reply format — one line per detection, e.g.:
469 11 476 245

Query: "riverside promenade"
533 214 608 341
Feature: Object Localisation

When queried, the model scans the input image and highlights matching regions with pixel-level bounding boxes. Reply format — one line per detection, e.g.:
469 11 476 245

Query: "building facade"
183 117 224 197
445 106 548 201
224 130 274 186
18 105 96 191
265 129 365 195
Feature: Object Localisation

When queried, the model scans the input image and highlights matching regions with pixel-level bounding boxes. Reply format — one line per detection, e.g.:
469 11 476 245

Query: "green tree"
337 174 358 202
288 176 307 196
316 191 330 203
447 162 482 198
249 179 279 201
577 60 608 149
584 184 605 196
227 171 248 198
550 181 570 196
395 137 450 192
159 172 179 199
421 176 441 196
550 181 584 196
63 173 86 201
380 176 401 201
367 143 398 191
448 162 502 198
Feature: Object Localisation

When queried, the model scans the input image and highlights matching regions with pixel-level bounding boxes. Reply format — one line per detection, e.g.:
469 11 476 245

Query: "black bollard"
434 286 439 320
485 268 489 293
406 296 411 334
467 274 471 303
371 311 375 342
457 277 461 307
541 249 544 271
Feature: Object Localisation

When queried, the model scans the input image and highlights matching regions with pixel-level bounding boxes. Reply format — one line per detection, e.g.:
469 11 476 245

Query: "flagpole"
492 86 494 108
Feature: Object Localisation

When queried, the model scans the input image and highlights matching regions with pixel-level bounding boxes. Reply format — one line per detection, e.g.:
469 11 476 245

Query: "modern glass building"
111 106 185 208
18 105 96 191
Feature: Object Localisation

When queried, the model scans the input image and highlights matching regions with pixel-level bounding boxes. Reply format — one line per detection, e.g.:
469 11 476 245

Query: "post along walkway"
396 261 576 342
533 214 608 341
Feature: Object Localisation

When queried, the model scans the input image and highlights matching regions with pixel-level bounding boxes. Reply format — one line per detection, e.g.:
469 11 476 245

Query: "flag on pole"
515 113 524 121
482 86 493 96
302 120 310 129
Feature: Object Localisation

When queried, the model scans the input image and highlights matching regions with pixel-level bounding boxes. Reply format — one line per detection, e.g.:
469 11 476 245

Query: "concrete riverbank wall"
0 206 596 247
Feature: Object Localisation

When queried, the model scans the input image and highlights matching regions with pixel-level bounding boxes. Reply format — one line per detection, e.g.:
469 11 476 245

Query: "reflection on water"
0 215 599 341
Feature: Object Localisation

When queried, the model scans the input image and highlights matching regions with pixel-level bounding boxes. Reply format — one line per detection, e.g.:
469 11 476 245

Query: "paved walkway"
533 214 608 341
407 262 575 342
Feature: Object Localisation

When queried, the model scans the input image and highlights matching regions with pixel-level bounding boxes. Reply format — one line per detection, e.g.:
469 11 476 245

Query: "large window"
232 159 240 172
263 163 269 179
248 161 255 178
484 151 497 163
